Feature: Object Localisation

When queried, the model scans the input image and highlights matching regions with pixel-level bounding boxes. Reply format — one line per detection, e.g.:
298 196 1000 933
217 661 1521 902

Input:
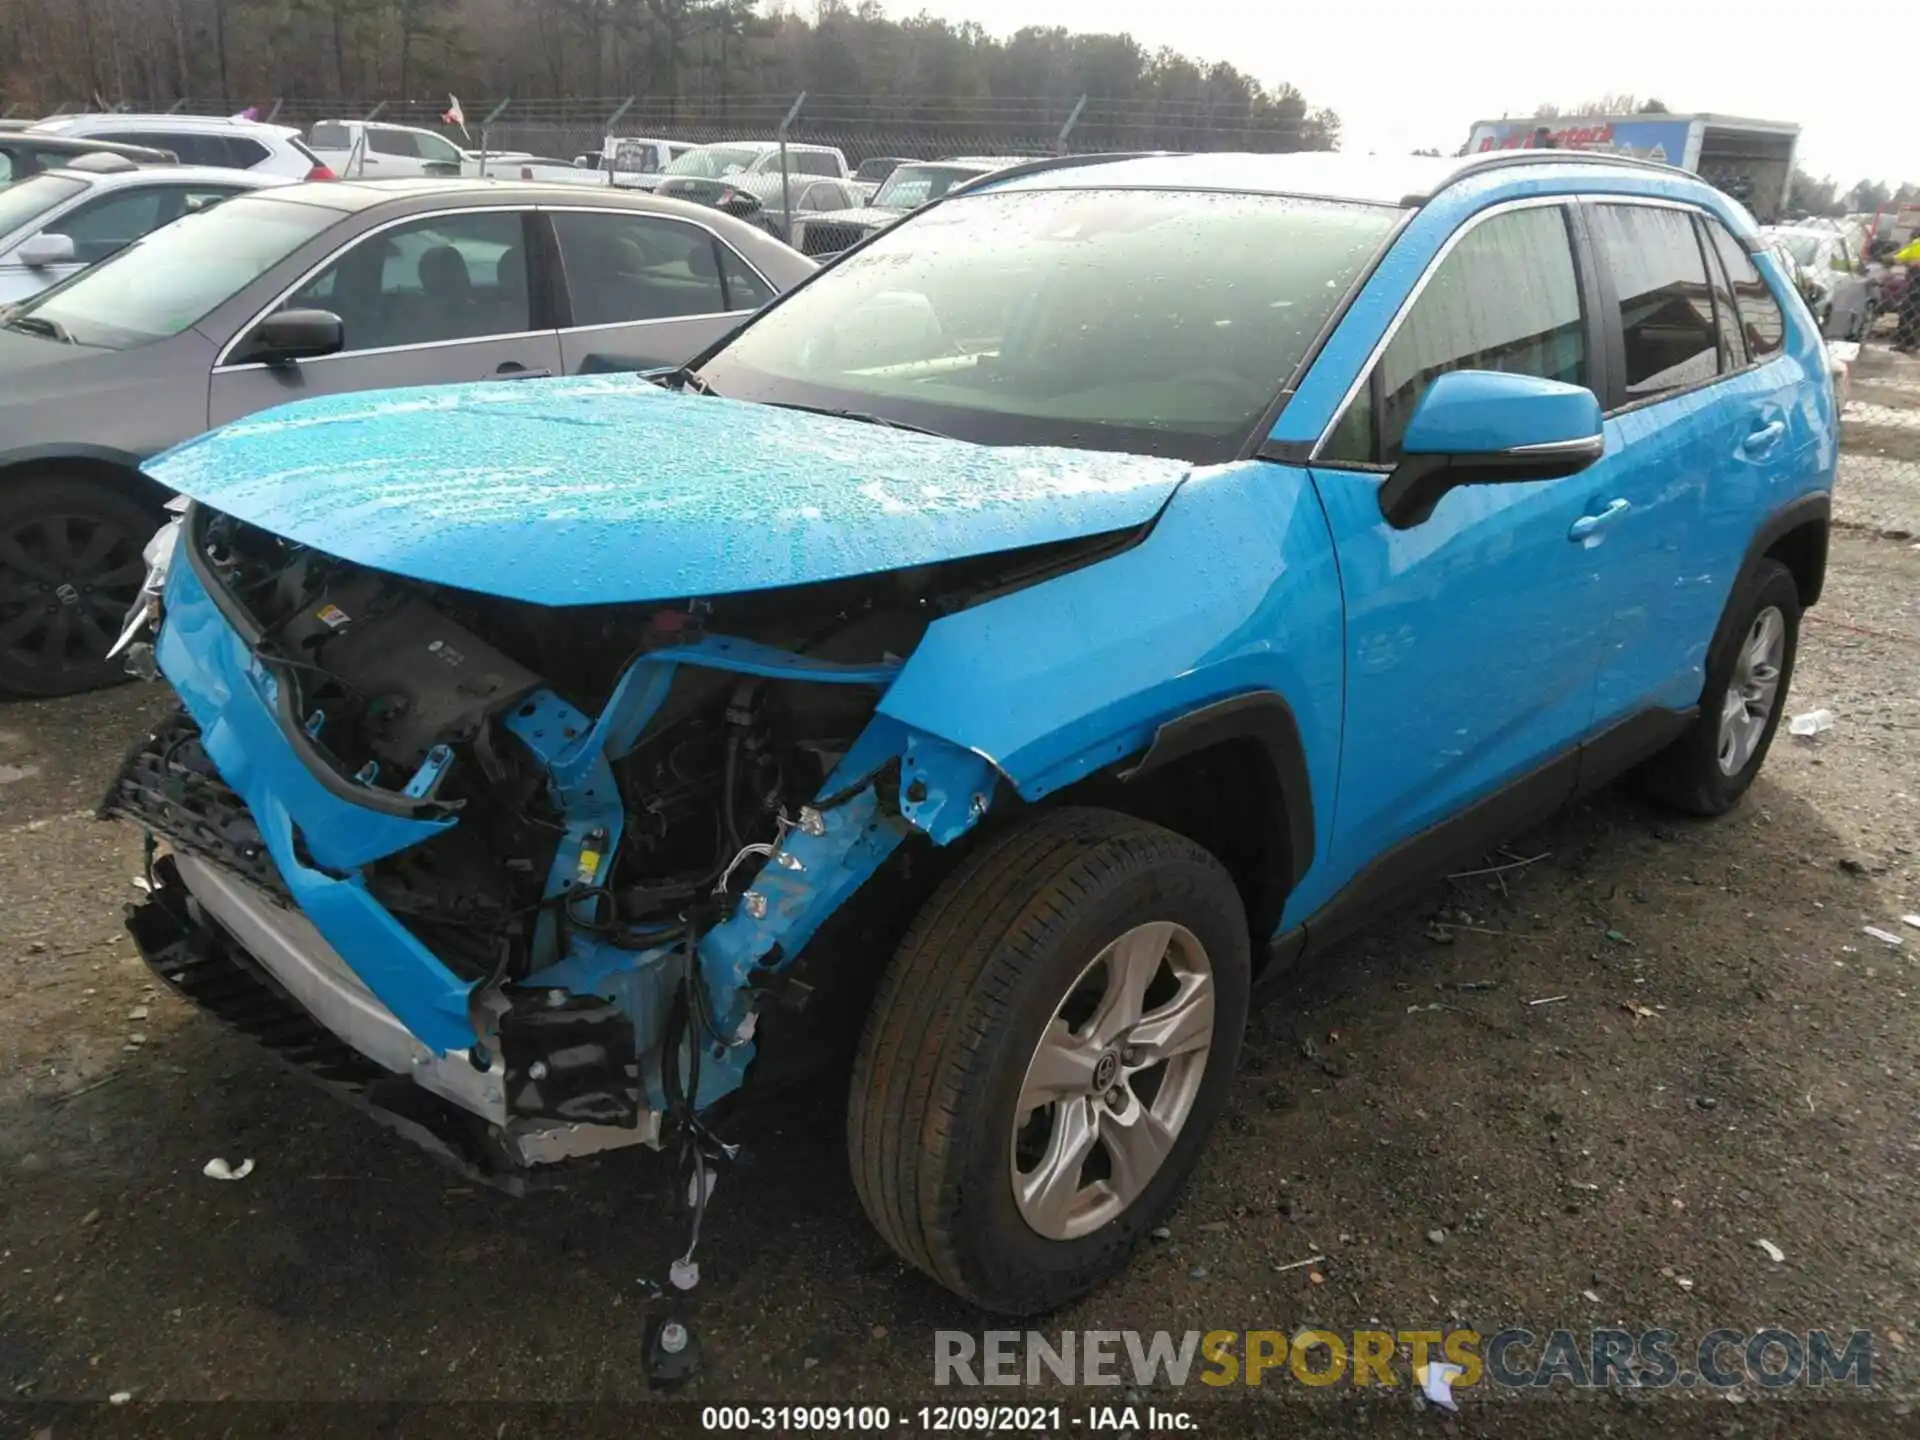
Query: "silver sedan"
0 178 815 697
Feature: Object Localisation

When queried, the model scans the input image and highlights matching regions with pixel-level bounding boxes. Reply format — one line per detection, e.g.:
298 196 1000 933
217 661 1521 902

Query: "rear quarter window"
1703 218 1785 361
309 123 352 150
1589 203 1720 404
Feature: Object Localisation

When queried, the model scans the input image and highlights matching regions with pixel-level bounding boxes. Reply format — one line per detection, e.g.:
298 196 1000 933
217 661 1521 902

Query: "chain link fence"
1 92 1334 169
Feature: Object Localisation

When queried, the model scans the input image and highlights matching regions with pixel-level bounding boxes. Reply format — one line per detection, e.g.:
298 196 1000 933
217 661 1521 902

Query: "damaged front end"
102 502 1069 1188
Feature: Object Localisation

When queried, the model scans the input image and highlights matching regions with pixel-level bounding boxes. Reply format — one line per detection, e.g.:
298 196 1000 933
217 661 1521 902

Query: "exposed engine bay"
105 502 1128 1191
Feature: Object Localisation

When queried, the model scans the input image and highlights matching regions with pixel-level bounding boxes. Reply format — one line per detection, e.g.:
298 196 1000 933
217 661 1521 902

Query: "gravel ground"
4 350 1920 1439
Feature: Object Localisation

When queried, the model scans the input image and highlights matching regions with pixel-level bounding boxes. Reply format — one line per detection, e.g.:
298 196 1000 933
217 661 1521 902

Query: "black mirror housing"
1378 437 1606 529
238 309 345 367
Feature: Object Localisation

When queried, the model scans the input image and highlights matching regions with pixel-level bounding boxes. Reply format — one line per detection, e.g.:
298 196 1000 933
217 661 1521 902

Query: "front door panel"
1300 470 1602 914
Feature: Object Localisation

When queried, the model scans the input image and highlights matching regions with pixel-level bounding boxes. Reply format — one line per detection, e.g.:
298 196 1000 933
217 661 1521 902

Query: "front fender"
876 460 1345 880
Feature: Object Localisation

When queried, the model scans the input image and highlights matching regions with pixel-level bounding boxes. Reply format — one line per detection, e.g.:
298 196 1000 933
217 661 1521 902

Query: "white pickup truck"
305 120 606 184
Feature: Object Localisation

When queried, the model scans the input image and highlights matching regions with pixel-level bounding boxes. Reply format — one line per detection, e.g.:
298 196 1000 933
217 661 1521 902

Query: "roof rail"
949 150 1181 196
1426 147 1697 197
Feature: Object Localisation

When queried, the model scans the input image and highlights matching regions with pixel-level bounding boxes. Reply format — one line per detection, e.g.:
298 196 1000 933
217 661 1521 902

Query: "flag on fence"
229 106 260 122
443 94 468 139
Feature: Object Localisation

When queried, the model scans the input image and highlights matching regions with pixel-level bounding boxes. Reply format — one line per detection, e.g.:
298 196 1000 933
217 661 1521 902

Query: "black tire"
847 807 1250 1314
1632 558 1801 816
0 475 158 699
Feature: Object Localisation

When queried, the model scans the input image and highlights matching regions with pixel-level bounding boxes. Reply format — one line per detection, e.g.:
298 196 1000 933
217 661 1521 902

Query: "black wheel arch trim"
0 442 160 486
1118 690 1316 891
1742 489 1830 607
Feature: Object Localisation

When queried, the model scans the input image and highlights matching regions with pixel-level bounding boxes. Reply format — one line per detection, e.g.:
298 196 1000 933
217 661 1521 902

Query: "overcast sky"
875 0 1906 188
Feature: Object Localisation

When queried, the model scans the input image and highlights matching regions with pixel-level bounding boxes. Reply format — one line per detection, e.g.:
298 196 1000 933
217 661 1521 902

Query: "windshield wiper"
647 365 718 396
4 313 72 344
762 401 946 437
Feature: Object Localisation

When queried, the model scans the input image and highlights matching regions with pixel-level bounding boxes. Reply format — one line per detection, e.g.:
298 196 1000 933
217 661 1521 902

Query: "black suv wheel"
0 476 155 698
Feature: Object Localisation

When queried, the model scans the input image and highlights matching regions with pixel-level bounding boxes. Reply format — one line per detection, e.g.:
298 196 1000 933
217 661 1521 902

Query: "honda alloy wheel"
849 808 1250 1314
0 477 158 698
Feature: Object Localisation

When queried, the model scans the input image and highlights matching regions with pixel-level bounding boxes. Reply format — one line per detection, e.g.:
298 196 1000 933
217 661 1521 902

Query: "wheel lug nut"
1105 1086 1125 1107
1120 1047 1138 1066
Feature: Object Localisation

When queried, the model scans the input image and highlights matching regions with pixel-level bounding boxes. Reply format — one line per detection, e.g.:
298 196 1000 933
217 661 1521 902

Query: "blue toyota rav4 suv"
105 150 1834 1313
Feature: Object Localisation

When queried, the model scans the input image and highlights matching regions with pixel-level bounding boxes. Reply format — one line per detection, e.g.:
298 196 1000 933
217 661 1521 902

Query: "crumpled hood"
148 373 1190 606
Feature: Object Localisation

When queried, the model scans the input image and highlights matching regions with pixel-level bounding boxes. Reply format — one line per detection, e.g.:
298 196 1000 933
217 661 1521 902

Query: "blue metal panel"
1401 372 1601 455
1293 464 1603 924
878 460 1345 899
155 559 478 1055
146 375 1190 607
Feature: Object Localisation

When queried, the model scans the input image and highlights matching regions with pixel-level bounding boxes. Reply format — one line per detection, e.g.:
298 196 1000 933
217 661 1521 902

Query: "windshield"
11 194 338 349
665 146 764 179
698 187 1402 462
870 164 985 211
1777 234 1822 266
0 173 85 240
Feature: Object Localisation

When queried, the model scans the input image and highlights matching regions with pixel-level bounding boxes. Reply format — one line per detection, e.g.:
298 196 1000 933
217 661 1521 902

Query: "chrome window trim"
213 327 556 374
211 202 540 369
559 311 748 337
1310 192 1738 463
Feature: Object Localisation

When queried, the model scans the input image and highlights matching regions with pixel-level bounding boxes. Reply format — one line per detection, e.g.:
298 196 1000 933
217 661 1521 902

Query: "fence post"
479 97 511 177
1 102 17 119
605 96 635 134
364 100 387 121
1056 94 1086 155
777 90 807 247
265 97 283 124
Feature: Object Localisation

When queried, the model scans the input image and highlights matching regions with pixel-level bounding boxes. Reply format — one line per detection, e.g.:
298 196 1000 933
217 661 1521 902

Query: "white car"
307 120 597 184
0 153 288 303
591 137 696 191
27 113 328 180
1764 224 1877 340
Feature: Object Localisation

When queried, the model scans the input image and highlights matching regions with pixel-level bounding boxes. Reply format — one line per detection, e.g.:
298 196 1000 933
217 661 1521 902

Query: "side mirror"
236 308 345 367
1378 370 1604 529
16 232 76 268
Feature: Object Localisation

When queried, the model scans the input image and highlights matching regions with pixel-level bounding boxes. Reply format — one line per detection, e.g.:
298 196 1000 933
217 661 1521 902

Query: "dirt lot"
3 350 1920 1439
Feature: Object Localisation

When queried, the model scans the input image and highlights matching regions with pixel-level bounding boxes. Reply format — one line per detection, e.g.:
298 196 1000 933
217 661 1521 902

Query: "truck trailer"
1465 113 1800 222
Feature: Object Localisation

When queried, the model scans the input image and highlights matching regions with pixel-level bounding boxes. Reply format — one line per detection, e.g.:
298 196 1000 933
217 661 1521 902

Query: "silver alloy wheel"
1717 605 1786 776
1010 921 1216 1241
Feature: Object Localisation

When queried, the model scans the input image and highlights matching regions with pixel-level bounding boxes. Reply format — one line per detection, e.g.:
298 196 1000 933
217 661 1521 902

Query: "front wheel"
848 808 1250 1314
1632 557 1801 816
0 476 158 699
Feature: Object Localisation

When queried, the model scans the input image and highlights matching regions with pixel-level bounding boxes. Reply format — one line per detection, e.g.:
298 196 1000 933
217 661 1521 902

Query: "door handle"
491 363 551 380
1740 419 1787 456
1568 498 1632 542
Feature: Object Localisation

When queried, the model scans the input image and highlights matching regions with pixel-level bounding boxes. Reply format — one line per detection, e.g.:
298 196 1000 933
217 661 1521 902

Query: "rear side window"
309 123 352 150
216 136 269 168
1703 218 1785 361
1590 204 1718 404
1324 204 1587 465
369 129 418 157
553 210 728 325
794 151 839 177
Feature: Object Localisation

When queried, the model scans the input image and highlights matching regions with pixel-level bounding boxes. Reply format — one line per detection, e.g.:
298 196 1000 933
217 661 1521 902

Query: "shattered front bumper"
126 852 656 1186
101 508 1004 1185
107 716 659 1188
